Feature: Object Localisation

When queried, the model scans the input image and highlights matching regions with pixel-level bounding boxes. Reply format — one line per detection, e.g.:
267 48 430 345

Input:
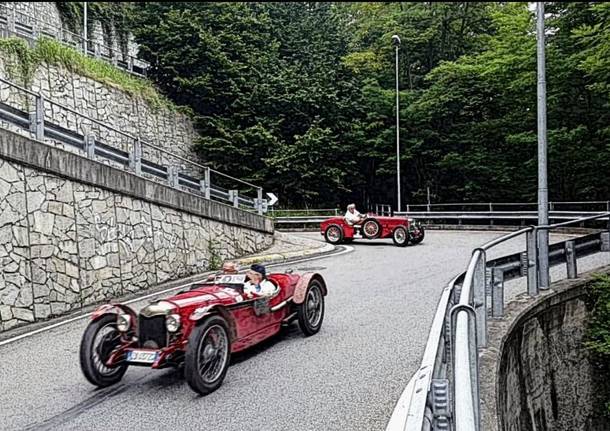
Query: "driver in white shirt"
344 203 366 226
244 264 276 298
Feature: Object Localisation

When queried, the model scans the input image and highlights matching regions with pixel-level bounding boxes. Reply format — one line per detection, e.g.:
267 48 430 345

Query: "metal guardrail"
405 201 610 213
0 76 267 214
0 3 149 77
386 212 610 431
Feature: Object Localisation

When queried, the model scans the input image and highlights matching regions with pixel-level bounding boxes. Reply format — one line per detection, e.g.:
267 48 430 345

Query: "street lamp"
83 2 88 53
392 34 401 212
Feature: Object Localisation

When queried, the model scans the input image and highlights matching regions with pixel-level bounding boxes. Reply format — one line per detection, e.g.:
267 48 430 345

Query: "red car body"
80 271 327 395
320 214 424 246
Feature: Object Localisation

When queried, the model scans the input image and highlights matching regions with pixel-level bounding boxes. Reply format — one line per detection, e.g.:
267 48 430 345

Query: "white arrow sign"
266 192 278 206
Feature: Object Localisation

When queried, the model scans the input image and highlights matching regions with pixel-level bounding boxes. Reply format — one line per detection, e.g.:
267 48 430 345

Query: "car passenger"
244 264 276 298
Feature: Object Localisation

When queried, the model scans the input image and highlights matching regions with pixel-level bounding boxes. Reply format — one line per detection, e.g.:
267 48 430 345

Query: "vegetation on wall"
585 274 610 416
0 37 175 110
131 2 610 208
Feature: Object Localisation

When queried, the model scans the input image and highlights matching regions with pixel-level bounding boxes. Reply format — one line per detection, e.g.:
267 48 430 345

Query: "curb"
238 243 335 266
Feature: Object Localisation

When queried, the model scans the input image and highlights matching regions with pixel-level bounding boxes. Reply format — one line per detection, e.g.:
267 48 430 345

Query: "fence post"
129 138 142 175
29 93 44 140
601 231 610 252
94 42 101 58
491 268 504 318
8 5 15 33
228 190 239 208
473 250 487 348
84 134 96 159
565 240 577 279
526 228 539 296
204 168 211 199
168 165 179 188
257 187 263 215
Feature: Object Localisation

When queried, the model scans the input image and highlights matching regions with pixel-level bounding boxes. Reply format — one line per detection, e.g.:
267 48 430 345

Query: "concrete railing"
0 3 149 77
386 212 610 431
0 75 268 214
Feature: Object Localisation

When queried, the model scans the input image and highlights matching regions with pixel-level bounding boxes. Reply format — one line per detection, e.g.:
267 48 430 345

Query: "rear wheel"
324 225 343 244
79 314 128 387
362 219 381 239
392 226 409 247
185 315 231 395
296 280 325 336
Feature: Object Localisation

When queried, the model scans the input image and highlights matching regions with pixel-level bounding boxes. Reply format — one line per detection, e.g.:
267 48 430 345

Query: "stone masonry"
0 131 273 332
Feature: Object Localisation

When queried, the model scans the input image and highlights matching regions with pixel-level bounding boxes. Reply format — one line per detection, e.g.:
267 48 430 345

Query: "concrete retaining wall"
480 269 610 431
0 129 273 332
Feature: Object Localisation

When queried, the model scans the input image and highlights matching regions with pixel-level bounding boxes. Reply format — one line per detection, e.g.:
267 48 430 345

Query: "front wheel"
185 315 231 395
79 314 128 388
296 280 325 336
410 225 425 245
392 226 409 247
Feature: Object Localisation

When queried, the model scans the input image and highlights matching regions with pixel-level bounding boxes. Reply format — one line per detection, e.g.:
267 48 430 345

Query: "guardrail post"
526 229 538 296
84 134 96 159
229 190 239 208
473 250 487 348
256 188 264 215
29 93 44 140
129 138 142 175
203 168 211 199
491 268 504 318
565 240 577 279
601 232 610 252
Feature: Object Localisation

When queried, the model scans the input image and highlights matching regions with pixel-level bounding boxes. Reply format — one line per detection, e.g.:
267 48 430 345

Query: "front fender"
90 303 136 321
189 305 237 342
293 273 327 305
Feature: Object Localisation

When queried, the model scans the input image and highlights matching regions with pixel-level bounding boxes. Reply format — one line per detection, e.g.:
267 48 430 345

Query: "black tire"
296 280 325 336
324 225 343 244
343 238 353 243
362 218 382 239
79 314 128 388
410 225 425 245
185 315 231 395
392 226 409 247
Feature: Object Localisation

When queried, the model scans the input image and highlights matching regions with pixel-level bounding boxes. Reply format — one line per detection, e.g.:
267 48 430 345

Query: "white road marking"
0 244 353 347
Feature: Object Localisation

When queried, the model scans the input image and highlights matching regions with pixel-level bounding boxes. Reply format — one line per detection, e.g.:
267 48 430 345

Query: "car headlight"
117 313 131 332
166 314 181 333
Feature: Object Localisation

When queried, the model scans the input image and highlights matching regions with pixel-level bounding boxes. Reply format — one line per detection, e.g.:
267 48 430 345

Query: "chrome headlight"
166 314 181 333
117 313 131 332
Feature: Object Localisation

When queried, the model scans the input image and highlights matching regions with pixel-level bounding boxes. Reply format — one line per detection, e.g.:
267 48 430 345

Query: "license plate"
126 349 158 364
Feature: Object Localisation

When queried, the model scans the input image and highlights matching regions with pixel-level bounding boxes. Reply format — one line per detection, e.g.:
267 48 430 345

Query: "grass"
0 37 176 111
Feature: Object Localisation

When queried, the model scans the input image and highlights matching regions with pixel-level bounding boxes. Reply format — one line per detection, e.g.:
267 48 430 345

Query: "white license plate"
126 350 158 364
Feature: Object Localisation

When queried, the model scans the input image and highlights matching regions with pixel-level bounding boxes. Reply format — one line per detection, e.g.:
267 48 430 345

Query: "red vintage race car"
320 214 425 246
79 271 326 395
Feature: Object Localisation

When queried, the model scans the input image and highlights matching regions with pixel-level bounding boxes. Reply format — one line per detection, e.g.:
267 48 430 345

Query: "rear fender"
90 303 136 322
189 304 237 342
293 273 327 305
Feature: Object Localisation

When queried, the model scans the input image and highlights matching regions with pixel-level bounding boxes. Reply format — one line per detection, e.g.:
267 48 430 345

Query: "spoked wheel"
79 314 128 387
392 226 409 247
324 225 343 244
185 315 231 395
297 280 325 336
410 225 425 245
362 219 381 239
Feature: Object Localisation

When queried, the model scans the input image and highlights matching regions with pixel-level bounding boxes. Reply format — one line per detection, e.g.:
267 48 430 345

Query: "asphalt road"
1 230 607 431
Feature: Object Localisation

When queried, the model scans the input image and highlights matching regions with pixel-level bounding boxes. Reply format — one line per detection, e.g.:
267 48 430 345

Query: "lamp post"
536 2 549 289
392 34 401 213
83 2 88 53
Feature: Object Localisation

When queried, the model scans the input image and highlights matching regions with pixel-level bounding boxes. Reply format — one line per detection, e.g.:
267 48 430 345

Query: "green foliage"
585 274 610 416
207 239 223 271
0 37 174 110
130 2 610 208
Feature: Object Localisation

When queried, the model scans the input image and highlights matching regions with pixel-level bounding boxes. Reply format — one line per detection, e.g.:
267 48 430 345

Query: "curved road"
0 230 601 431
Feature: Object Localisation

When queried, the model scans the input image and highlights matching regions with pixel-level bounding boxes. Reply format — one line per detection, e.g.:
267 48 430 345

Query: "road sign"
266 192 278 206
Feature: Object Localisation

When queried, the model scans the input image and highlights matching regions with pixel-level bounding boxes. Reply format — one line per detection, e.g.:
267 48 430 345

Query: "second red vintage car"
79 271 326 395
320 214 425 246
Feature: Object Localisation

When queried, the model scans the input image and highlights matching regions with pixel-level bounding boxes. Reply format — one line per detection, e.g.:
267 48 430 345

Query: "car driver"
244 264 276 298
344 203 366 226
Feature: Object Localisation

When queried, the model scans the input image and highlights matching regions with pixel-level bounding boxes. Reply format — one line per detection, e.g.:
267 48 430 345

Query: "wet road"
1 230 606 431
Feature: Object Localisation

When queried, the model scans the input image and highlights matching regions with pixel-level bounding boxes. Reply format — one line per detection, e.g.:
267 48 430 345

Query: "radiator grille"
138 315 166 349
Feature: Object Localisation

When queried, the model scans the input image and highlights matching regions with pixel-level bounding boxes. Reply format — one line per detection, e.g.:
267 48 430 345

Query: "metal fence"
0 3 149 77
386 212 610 431
0 75 267 214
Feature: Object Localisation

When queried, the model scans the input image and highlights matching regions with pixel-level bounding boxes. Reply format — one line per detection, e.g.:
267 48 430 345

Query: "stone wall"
0 130 273 332
483 274 610 431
